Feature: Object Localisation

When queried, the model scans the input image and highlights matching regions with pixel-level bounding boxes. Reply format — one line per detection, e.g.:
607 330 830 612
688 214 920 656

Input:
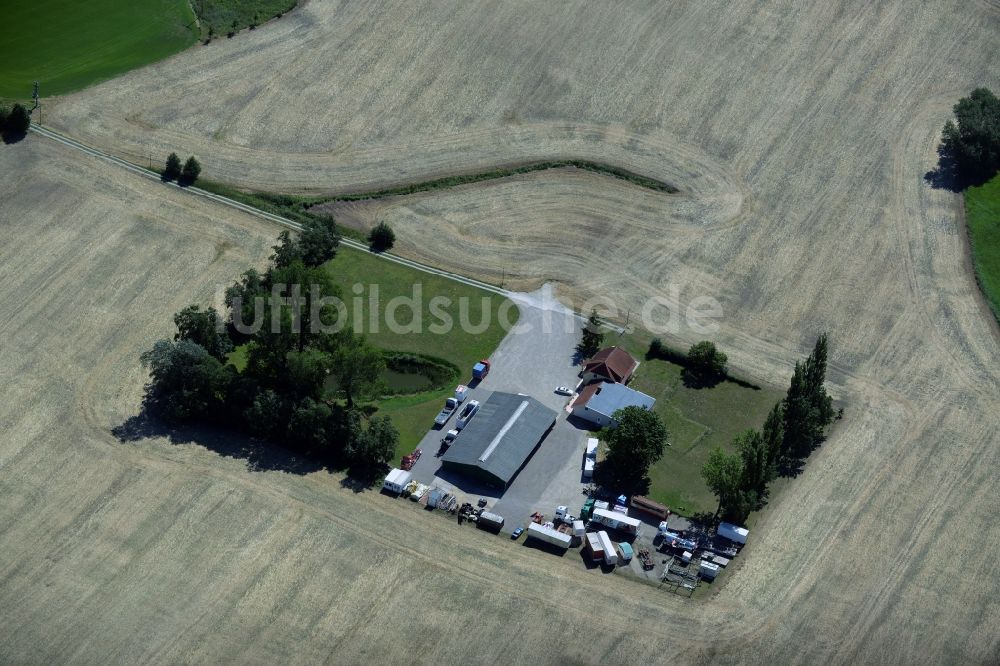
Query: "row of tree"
0 103 30 142
702 334 836 522
163 152 202 185
141 218 399 477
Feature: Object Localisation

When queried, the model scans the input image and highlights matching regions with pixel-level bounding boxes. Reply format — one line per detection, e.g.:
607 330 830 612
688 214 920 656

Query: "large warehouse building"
440 392 557 488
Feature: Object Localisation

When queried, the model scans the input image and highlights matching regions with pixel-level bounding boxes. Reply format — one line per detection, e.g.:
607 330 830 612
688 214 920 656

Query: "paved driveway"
405 286 596 528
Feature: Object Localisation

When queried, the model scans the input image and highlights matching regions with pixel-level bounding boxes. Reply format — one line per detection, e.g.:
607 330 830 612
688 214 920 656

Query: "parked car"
511 527 524 540
554 386 573 395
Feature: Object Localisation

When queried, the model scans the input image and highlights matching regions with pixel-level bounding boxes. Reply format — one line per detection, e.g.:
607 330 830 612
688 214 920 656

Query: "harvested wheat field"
5 0 1000 663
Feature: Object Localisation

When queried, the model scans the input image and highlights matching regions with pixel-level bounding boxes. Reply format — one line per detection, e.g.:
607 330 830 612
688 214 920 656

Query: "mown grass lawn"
0 0 197 99
614 331 784 516
966 173 1000 323
324 248 515 458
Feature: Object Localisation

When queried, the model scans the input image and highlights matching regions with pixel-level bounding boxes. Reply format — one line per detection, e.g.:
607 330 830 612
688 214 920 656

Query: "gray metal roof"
441 392 557 486
581 382 655 418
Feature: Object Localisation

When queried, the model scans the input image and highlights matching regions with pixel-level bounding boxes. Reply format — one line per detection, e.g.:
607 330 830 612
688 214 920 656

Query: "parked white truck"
590 507 642 537
526 523 572 551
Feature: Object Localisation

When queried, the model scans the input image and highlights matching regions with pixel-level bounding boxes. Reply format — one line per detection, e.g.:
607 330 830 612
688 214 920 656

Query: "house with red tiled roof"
581 346 638 385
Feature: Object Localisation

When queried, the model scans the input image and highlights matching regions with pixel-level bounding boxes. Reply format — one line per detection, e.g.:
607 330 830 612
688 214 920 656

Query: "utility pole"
32 81 40 125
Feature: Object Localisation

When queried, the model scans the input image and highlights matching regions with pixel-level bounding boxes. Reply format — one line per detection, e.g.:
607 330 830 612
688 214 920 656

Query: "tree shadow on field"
924 150 963 192
112 409 324 476
680 368 723 390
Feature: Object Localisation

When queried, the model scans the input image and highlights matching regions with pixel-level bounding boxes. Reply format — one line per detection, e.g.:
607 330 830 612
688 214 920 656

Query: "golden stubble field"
5 0 1000 663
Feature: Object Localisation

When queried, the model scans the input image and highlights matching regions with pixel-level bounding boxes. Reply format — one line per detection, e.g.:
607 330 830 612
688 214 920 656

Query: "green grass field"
615 332 784 516
0 0 197 99
322 248 514 457
965 173 1000 323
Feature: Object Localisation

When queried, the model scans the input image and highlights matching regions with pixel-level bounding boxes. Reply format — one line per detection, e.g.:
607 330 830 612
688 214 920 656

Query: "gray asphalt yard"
407 286 595 530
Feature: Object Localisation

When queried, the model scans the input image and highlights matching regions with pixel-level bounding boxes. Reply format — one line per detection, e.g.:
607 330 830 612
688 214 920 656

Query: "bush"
163 152 181 180
181 156 201 185
687 340 728 378
368 221 396 252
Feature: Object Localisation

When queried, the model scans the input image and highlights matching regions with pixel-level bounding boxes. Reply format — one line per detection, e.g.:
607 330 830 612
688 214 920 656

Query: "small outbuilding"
581 347 638 384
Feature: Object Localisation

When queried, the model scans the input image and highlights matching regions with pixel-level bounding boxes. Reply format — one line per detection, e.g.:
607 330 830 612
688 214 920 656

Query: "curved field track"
8 0 1000 663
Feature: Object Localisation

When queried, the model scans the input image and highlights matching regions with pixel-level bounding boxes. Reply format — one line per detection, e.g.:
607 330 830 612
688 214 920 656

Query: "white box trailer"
585 532 605 561
597 530 618 566
699 560 720 580
583 438 598 479
718 521 749 545
572 520 585 538
476 511 505 532
591 507 642 537
383 468 412 494
526 523 572 550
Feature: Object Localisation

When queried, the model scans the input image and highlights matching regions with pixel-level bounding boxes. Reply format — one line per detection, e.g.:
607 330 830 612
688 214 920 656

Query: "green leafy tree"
298 215 340 266
140 339 232 421
270 230 301 269
578 309 605 359
284 349 331 401
330 333 385 407
244 388 287 440
344 414 398 476
164 152 182 180
600 406 668 495
687 340 728 377
940 88 1000 183
735 429 768 503
368 221 396 252
173 305 232 362
702 447 747 521
761 401 784 481
181 156 201 184
225 268 266 334
269 260 342 352
782 334 834 458
287 397 333 452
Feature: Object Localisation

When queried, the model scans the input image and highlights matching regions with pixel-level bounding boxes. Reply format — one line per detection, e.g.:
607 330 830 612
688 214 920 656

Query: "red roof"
572 382 601 409
583 347 637 383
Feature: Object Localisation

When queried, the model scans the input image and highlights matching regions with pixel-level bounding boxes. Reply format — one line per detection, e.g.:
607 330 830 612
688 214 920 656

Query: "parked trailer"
382 468 413 495
526 523 572 550
477 511 505 533
596 530 618 566
718 521 749 545
454 384 469 403
630 495 670 521
591 507 642 537
585 532 605 561
699 561 721 580
583 438 598 479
